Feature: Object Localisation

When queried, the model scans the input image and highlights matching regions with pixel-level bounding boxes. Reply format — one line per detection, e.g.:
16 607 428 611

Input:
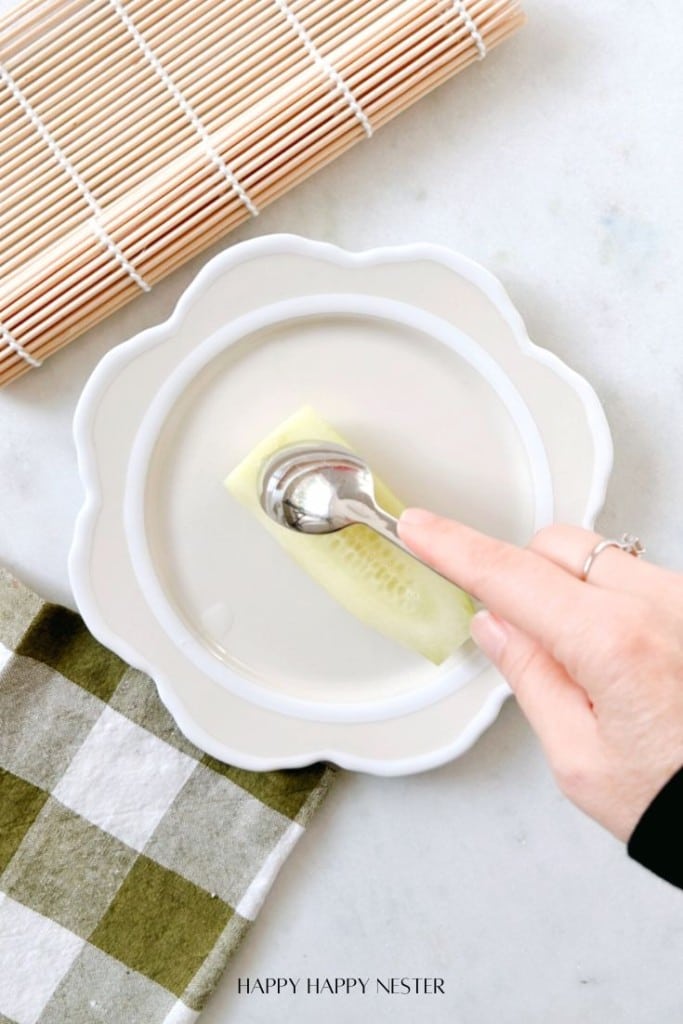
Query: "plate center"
143 308 537 708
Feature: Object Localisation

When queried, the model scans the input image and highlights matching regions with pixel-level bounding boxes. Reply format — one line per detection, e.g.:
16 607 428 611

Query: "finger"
398 509 603 668
470 610 598 767
529 523 661 594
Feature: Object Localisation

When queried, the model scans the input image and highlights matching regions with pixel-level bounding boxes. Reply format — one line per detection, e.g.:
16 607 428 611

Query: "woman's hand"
398 510 683 842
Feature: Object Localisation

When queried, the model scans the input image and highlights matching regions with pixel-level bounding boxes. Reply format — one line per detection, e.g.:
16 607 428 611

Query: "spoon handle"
344 499 452 582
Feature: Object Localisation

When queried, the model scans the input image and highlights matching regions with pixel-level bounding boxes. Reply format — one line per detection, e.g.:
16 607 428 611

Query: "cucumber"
224 407 474 664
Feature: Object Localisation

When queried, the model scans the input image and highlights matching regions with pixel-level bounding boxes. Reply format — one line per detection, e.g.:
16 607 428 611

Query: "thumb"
471 610 597 767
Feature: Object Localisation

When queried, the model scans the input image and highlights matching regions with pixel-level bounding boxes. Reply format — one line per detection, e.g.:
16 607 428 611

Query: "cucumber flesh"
224 406 473 664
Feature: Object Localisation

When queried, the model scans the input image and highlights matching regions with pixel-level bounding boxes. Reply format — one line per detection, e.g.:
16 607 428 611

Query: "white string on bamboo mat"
107 0 259 218
0 321 42 368
0 63 150 296
272 0 373 138
451 0 487 59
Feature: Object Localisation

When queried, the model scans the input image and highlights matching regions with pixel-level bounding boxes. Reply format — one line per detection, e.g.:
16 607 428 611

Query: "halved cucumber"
224 406 473 664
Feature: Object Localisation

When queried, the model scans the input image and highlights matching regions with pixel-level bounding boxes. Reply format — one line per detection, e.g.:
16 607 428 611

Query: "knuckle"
550 750 601 803
528 524 564 554
552 760 588 801
598 597 657 666
500 641 546 688
467 542 521 595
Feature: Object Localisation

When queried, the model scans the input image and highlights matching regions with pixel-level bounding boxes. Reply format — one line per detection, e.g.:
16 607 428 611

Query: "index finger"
398 509 601 667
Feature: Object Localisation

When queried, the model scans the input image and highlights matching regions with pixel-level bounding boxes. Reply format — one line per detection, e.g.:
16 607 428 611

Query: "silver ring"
581 533 645 581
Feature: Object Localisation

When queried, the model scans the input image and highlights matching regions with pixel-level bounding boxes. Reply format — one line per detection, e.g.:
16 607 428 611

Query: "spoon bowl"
259 443 372 532
258 442 446 577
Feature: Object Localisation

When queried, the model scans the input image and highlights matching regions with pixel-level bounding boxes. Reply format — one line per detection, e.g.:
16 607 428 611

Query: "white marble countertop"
2 0 682 1020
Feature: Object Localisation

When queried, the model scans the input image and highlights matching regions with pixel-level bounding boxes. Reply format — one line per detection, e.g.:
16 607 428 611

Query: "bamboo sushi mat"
0 0 524 385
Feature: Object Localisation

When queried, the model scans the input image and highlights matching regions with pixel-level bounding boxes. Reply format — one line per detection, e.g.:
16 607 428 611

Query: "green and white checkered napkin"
0 569 335 1024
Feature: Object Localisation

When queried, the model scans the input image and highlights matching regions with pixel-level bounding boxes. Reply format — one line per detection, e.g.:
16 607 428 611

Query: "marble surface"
2 0 682 1020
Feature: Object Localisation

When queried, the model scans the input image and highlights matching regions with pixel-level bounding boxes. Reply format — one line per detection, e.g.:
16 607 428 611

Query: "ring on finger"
581 533 645 582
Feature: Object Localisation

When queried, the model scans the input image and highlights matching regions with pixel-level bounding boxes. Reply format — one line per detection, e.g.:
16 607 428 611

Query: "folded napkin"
0 569 334 1024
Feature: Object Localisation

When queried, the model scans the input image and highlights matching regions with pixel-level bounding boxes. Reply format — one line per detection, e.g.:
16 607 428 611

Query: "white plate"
70 235 612 774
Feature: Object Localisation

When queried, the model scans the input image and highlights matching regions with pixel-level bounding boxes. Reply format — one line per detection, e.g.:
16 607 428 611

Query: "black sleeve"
627 765 683 889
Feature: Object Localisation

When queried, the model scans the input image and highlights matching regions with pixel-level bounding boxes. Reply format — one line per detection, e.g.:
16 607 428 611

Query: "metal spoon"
258 442 445 576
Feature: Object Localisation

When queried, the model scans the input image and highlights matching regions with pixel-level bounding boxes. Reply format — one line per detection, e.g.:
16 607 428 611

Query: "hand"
398 510 683 842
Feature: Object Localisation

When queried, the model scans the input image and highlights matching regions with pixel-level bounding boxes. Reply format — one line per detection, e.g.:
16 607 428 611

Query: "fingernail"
470 610 509 662
399 508 438 528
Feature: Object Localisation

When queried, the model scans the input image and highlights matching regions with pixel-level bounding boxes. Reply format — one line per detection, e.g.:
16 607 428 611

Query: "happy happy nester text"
237 977 445 995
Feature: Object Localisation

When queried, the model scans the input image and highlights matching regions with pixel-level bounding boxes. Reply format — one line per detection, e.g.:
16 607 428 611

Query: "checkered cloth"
0 569 335 1024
